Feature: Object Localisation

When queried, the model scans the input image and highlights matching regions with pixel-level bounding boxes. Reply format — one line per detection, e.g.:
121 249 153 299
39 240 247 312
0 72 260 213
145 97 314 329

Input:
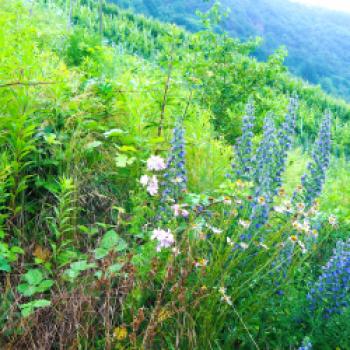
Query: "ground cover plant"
1 0 350 349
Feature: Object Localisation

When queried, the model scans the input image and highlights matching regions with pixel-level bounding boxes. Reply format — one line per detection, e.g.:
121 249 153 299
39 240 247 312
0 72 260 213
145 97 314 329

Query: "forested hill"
111 0 350 102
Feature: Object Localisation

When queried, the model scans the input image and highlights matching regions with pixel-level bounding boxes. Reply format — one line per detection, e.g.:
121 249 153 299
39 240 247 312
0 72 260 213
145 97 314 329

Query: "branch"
0 81 56 89
157 61 173 137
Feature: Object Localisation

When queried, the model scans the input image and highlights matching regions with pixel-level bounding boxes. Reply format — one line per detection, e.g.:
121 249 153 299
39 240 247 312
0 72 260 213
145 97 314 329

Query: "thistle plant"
307 239 350 317
297 112 331 206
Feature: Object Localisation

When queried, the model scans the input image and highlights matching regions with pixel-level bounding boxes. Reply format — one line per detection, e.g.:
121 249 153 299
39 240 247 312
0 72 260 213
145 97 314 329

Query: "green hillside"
111 0 350 101
1 1 350 349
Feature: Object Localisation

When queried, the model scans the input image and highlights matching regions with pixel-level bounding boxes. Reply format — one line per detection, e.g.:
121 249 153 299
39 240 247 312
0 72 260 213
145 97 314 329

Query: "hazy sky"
291 0 350 12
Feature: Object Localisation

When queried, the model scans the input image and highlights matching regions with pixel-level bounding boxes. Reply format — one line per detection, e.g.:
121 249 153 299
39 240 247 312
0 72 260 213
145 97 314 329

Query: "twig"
0 81 56 88
157 60 173 137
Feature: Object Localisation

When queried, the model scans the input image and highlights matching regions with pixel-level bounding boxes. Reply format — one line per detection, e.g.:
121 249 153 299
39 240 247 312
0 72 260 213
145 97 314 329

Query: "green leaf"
23 269 43 285
85 140 102 150
70 260 97 272
94 247 109 260
36 280 54 293
94 231 127 259
0 256 11 272
118 145 137 152
115 154 136 168
20 299 51 318
100 230 119 249
108 263 123 274
17 284 37 297
104 129 126 138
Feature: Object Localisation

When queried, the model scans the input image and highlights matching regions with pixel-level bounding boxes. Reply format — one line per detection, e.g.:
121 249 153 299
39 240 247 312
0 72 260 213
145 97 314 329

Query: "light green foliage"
0 1 349 349
17 269 54 297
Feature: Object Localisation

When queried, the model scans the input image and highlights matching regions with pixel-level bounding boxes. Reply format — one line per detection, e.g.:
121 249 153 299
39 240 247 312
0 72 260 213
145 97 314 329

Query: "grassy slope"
1 1 350 349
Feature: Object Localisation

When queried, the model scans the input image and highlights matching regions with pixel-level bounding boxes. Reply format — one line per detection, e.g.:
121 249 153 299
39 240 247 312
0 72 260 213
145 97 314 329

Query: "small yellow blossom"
158 308 172 322
296 184 303 193
200 285 208 292
258 196 266 205
219 287 226 295
113 326 128 340
278 188 286 196
235 179 245 188
231 209 238 217
195 258 208 268
328 215 337 227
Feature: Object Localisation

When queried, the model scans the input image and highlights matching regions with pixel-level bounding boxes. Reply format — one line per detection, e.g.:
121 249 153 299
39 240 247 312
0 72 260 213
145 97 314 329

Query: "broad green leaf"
20 299 51 318
70 260 97 272
23 269 43 285
108 263 123 274
0 257 11 272
36 280 54 293
17 284 37 297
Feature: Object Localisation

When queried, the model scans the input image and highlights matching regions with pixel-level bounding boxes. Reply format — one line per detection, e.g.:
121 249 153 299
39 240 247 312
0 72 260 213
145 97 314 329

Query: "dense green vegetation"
111 0 350 101
1 0 350 349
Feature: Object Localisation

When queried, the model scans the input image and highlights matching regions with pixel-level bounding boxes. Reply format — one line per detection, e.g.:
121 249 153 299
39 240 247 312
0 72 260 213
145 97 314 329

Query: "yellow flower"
296 184 303 193
158 308 172 323
290 235 298 242
231 209 238 217
278 188 286 196
257 196 266 205
200 285 208 292
113 326 128 341
235 179 245 188
195 258 208 268
312 229 318 237
328 214 337 227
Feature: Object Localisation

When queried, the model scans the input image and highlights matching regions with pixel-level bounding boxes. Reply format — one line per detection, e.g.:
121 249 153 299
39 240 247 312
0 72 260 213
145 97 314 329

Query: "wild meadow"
1 0 350 349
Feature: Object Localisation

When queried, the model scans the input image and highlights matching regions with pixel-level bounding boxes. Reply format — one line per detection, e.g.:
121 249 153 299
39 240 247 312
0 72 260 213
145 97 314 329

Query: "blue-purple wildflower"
298 337 312 350
307 239 350 317
234 100 255 180
274 96 299 190
157 119 188 220
297 112 331 206
250 114 278 226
